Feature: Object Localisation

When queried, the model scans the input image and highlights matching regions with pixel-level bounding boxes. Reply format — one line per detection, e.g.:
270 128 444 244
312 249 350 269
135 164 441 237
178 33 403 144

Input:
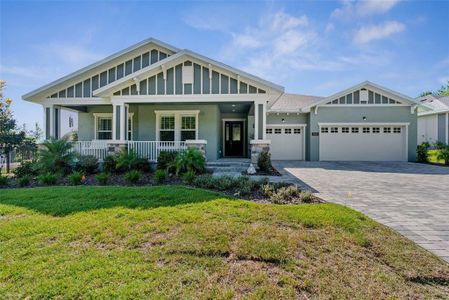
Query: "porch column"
120 104 128 141
254 102 259 140
43 105 61 139
113 104 125 141
262 102 267 140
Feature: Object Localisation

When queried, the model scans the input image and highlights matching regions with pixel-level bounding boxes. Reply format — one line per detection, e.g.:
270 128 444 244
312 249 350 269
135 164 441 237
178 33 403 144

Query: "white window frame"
94 112 134 141
155 110 200 141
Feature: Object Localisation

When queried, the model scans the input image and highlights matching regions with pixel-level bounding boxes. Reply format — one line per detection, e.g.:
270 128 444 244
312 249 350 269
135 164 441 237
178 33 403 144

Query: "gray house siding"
438 113 447 143
78 105 112 140
309 106 417 161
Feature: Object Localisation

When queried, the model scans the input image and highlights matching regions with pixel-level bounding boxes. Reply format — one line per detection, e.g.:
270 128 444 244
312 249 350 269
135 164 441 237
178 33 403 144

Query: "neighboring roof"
93 49 284 97
301 81 421 112
268 93 323 112
417 94 449 116
23 38 180 101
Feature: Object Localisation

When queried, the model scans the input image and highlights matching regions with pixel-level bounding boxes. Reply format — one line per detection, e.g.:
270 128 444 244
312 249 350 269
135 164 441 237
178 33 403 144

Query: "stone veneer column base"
107 141 127 155
185 140 208 161
250 140 271 165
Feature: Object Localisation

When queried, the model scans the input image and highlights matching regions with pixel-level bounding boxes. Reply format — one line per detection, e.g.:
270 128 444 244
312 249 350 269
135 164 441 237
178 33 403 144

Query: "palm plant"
174 148 205 175
38 138 75 174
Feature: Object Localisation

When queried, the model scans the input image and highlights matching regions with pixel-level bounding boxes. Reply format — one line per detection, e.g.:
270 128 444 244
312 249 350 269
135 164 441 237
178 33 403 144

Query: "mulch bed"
0 173 321 204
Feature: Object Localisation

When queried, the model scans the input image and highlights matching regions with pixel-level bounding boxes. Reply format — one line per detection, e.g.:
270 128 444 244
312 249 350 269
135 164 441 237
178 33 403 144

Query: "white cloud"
332 0 401 19
231 34 261 49
268 11 308 31
353 21 405 44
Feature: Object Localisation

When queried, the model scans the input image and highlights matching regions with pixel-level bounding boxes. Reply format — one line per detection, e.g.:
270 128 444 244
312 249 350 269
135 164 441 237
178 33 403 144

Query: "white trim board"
318 122 410 126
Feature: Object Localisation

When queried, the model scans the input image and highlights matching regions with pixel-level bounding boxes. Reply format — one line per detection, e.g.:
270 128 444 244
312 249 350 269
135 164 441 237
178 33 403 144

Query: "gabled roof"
417 94 449 116
301 81 421 112
268 93 323 112
23 38 179 101
93 49 284 97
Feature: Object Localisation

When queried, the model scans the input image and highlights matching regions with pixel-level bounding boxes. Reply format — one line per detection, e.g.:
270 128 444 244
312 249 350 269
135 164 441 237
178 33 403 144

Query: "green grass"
1 186 448 299
429 149 445 164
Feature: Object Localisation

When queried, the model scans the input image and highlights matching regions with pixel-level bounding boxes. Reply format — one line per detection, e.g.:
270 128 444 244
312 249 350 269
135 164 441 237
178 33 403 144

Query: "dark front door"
224 121 244 157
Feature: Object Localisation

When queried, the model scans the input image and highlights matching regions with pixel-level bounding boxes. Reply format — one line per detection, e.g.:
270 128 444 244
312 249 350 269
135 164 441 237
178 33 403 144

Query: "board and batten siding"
438 113 447 143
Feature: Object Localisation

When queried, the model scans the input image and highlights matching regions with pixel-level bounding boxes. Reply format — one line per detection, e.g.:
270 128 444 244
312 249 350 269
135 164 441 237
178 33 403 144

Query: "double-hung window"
160 116 175 141
181 116 196 141
97 117 112 140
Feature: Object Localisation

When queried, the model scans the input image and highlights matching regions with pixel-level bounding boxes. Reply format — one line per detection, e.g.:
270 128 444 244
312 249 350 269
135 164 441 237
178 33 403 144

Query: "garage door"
267 126 304 160
319 125 407 161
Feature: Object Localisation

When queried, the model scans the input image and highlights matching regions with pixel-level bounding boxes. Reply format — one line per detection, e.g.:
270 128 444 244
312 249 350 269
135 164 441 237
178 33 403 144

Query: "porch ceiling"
219 102 252 113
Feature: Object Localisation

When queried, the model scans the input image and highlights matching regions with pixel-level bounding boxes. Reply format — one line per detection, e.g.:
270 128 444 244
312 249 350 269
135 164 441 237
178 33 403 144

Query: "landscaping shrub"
434 141 446 150
37 138 75 174
270 185 300 204
175 148 205 175
75 155 99 174
300 192 314 203
215 176 237 191
154 169 167 184
0 175 8 186
13 161 39 178
416 142 430 163
38 172 58 185
17 175 31 187
157 151 177 172
181 170 196 184
124 170 142 184
257 151 273 173
103 154 118 173
261 183 275 197
95 173 109 185
116 150 150 173
437 146 449 165
68 171 84 185
192 174 215 189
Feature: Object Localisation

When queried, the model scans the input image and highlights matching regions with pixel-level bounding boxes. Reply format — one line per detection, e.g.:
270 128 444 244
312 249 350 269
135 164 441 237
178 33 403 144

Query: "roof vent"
360 90 369 102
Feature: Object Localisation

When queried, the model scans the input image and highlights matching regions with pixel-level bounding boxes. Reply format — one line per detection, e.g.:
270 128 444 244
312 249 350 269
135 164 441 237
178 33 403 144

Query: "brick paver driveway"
273 161 449 262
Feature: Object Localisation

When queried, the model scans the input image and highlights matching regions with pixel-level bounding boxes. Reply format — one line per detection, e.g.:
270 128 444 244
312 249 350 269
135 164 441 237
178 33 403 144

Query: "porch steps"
207 159 250 176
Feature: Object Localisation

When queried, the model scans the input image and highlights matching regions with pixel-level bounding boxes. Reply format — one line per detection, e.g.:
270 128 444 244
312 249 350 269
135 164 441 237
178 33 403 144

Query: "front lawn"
1 186 448 298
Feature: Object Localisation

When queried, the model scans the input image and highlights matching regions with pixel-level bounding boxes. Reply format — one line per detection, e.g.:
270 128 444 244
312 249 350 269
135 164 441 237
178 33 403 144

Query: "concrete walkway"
273 161 449 263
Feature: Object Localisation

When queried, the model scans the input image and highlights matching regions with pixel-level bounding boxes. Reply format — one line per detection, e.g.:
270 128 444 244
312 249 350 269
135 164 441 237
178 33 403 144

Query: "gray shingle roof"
269 93 323 111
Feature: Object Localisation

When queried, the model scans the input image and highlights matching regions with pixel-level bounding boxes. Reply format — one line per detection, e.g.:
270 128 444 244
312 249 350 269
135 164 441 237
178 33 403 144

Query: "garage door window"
294 128 301 134
373 127 380 133
321 127 328 133
342 127 349 133
352 127 359 133
363 127 370 133
383 127 391 133
393 127 401 133
266 128 273 134
331 127 338 133
274 128 282 134
285 128 292 134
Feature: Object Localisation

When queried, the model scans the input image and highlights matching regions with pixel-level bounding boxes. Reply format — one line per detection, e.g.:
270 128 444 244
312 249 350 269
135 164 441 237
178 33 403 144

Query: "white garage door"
319 125 407 161
267 126 304 160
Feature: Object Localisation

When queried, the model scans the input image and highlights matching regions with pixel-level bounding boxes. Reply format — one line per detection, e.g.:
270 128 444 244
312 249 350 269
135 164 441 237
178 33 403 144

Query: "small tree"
437 146 449 165
416 142 430 163
0 81 26 173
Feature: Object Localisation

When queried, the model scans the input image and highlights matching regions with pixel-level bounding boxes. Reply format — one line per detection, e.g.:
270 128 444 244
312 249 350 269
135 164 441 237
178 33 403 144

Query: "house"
417 94 449 145
23 38 420 162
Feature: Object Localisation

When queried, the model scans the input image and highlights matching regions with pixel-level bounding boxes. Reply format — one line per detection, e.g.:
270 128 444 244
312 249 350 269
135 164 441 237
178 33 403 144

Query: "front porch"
48 100 270 162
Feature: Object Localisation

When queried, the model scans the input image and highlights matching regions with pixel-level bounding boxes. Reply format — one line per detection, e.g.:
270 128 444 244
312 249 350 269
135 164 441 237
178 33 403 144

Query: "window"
383 127 391 133
181 116 196 141
321 127 328 133
160 116 175 141
373 127 380 133
393 127 401 134
363 127 370 133
274 128 282 134
352 127 359 133
342 127 349 133
97 117 112 140
331 127 338 133
294 128 301 134
285 128 292 134
266 128 273 134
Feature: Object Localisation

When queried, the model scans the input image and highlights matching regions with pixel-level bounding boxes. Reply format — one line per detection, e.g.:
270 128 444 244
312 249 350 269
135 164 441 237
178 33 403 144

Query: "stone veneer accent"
250 140 271 165
107 141 127 155
185 140 208 160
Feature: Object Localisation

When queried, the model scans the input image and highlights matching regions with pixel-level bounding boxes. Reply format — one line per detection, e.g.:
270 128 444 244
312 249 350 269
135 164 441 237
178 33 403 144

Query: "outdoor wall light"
282 118 285 123
363 116 367 121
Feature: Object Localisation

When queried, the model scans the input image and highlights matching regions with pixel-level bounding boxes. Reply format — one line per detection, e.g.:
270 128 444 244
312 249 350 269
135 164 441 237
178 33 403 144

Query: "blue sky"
1 0 448 129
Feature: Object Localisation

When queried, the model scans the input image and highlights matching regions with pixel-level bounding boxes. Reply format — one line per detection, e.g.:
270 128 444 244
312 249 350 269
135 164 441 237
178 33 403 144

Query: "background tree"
0 80 26 173
419 81 449 97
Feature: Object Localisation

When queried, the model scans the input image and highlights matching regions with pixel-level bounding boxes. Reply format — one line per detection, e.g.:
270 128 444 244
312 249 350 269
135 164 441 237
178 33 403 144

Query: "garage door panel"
267 126 303 160
320 126 406 161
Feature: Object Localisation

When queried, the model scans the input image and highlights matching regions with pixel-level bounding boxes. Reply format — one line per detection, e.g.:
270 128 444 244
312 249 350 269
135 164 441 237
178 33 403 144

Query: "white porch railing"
72 141 109 161
128 141 187 162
